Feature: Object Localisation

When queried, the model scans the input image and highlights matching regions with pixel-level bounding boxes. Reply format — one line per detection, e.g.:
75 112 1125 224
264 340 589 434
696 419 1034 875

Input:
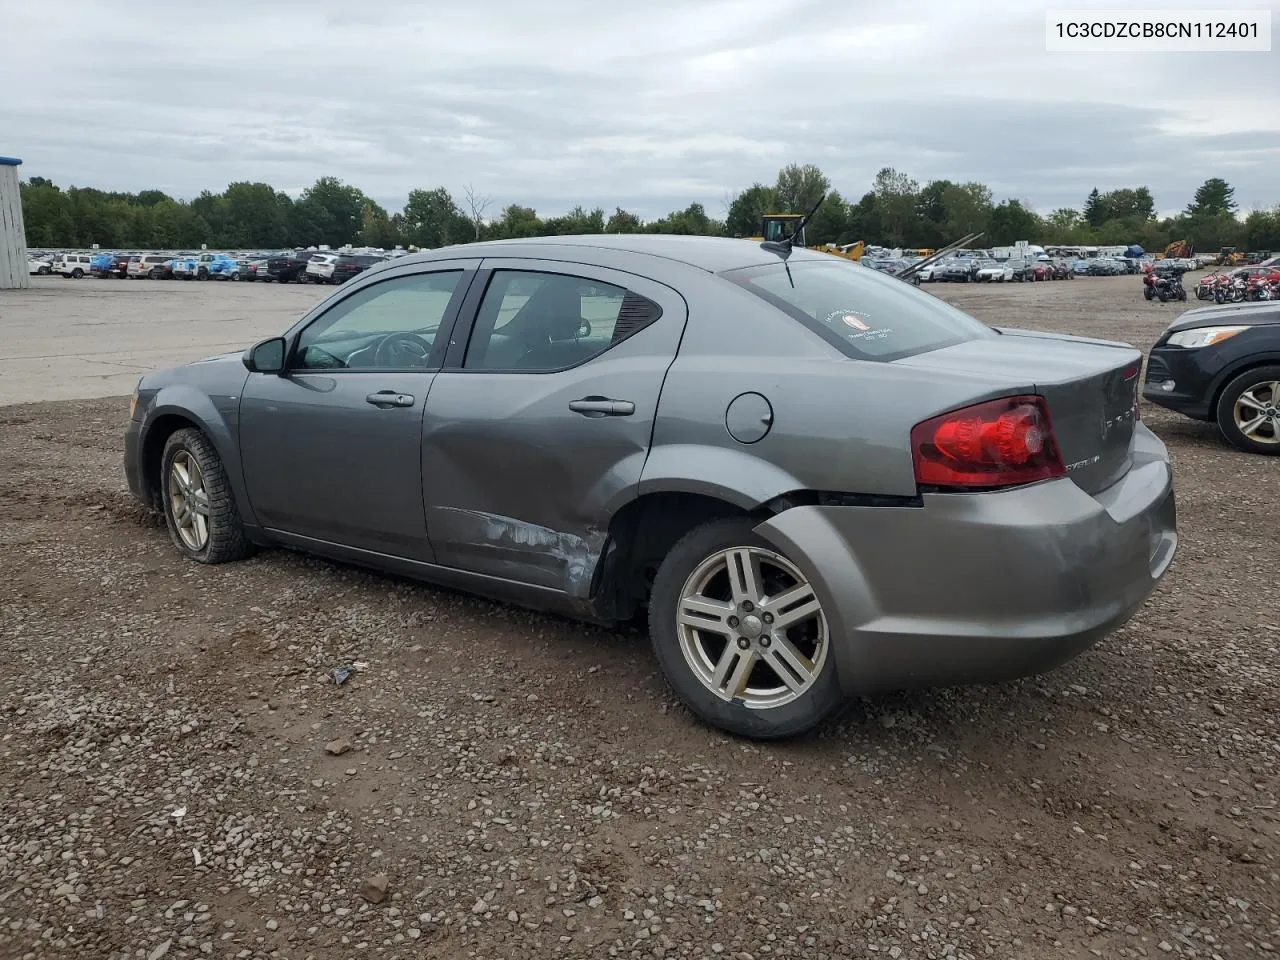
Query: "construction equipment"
748 212 866 261
749 196 978 282
1158 240 1193 260
1216 246 1245 266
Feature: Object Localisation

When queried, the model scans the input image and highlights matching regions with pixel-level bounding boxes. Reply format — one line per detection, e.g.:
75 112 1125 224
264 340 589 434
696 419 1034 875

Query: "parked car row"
27 249 394 286
919 256 1073 283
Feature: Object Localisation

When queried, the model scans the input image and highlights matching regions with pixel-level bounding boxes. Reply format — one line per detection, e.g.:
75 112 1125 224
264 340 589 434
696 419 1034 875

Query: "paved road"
0 277 327 405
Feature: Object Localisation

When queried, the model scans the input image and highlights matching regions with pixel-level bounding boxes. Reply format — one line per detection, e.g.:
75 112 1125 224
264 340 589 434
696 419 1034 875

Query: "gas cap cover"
724 392 774 444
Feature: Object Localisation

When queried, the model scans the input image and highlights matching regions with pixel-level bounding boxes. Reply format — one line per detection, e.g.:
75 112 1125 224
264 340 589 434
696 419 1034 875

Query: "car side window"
463 270 661 372
293 271 463 371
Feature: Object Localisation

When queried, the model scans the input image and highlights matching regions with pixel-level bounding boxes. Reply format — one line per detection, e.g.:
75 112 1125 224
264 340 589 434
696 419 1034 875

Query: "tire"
72 268 84 279
150 268 162 279
197 267 208 280
1157 289 1168 302
159 428 256 563
1143 286 1154 301
648 517 842 740
1215 365 1280 456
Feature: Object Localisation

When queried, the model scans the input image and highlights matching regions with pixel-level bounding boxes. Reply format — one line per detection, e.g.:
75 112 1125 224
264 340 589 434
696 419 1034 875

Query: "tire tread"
162 428 255 563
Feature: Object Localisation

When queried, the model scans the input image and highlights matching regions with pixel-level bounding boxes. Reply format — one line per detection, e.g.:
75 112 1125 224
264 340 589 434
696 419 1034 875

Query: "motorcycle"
1143 267 1187 302
1214 277 1248 304
1195 271 1221 300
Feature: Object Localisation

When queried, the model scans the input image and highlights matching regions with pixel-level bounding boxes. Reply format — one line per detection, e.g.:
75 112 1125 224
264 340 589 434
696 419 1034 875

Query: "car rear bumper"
753 423 1177 695
1141 347 1214 420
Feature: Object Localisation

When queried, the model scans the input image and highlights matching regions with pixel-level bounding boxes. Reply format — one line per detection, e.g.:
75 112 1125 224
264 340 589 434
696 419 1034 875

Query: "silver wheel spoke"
193 512 208 545
1240 414 1267 436
766 582 821 630
1238 389 1269 411
763 635 816 693
679 596 734 633
712 647 756 699
726 549 763 605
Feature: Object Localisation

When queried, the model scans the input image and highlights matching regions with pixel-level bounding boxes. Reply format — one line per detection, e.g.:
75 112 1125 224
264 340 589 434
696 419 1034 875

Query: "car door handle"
365 391 415 408
568 397 635 417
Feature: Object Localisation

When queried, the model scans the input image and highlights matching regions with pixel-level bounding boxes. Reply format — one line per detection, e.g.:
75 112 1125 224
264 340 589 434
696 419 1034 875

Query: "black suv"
330 254 387 284
261 251 319 283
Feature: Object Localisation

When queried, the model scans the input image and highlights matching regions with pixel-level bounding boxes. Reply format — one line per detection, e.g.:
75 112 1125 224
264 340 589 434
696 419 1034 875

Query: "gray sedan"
124 235 1178 739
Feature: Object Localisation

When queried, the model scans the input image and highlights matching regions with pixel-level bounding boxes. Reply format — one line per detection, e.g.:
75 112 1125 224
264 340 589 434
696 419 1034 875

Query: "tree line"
18 165 1280 254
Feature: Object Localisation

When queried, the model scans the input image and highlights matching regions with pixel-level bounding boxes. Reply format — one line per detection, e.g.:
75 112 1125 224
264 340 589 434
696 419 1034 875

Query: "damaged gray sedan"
125 234 1177 739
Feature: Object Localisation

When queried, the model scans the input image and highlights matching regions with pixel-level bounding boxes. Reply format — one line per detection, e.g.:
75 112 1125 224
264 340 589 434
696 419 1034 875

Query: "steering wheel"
373 332 432 367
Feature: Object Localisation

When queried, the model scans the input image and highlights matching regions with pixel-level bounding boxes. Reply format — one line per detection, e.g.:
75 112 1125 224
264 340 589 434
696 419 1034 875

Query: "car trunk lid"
894 330 1142 495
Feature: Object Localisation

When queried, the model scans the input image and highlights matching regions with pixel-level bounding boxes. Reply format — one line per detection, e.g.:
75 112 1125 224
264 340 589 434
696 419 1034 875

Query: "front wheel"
71 268 84 279
1143 286 1154 300
649 517 842 740
1216 366 1280 455
160 428 256 563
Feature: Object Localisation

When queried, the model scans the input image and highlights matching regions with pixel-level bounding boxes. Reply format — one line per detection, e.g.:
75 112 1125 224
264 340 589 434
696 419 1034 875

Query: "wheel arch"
1209 353 1280 420
139 391 254 523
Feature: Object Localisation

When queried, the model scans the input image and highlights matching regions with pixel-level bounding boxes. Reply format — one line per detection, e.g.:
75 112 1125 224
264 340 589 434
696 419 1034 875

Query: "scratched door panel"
421 261 688 594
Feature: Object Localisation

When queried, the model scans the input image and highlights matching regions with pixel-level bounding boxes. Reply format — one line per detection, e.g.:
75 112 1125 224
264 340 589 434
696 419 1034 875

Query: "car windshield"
723 258 996 361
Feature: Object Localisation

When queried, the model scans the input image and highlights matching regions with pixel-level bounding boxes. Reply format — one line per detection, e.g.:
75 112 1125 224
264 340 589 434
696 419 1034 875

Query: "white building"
0 155 30 289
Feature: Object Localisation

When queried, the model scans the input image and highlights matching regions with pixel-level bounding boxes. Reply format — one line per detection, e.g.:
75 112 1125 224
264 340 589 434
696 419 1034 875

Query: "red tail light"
911 395 1065 490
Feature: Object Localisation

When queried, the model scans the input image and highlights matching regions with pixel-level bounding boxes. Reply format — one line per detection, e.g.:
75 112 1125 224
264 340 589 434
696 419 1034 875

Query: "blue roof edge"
0 156 23 166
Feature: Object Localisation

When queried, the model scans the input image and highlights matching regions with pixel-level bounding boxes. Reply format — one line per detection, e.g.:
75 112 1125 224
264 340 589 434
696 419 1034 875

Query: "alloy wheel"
1234 381 1280 446
676 547 828 710
168 450 211 550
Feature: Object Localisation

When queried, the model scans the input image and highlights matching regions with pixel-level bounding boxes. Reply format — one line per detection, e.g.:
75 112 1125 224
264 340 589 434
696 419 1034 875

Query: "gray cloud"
2 0 1276 219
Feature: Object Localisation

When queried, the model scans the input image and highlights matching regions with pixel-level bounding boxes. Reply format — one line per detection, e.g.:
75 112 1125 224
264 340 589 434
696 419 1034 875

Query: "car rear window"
722 258 996 361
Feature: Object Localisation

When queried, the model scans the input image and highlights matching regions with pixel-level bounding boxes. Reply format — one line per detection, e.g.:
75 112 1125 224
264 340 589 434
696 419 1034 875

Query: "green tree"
604 207 642 233
940 182 993 241
402 187 469 248
222 182 291 247
987 199 1043 245
1082 188 1105 228
492 204 542 239
292 177 368 247
870 167 920 247
773 163 829 215
725 183 777 238
1242 205 1280 251
359 200 401 248
1185 178 1237 218
804 190 849 246
1099 187 1155 222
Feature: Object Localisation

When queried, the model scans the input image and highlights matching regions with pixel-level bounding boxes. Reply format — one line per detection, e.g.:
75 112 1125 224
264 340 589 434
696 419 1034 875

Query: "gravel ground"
1 274 1277 960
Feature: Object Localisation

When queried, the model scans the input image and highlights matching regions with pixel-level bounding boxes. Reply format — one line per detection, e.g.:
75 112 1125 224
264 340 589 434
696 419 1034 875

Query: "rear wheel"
1216 366 1280 455
160 428 256 563
649 517 842 740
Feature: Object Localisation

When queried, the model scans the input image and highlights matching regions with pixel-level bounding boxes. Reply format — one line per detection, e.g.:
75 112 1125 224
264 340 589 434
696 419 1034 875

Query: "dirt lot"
1 274 1277 960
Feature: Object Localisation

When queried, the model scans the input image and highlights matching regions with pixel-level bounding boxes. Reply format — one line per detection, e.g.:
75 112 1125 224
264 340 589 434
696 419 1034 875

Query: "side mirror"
243 337 287 374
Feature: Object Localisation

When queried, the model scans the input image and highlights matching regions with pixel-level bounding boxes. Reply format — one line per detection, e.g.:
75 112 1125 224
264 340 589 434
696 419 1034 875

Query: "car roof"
394 234 835 274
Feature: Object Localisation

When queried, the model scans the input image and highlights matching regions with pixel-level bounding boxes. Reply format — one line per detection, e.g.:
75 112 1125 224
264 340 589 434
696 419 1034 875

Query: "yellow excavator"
747 212 866 261
1216 246 1245 266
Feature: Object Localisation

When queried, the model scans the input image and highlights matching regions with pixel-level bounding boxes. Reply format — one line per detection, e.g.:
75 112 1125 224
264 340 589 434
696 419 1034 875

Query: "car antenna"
760 192 826 259
761 192 826 287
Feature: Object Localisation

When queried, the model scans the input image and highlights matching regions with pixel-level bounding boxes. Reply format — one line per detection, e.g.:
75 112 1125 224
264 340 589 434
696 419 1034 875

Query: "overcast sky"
2 0 1277 220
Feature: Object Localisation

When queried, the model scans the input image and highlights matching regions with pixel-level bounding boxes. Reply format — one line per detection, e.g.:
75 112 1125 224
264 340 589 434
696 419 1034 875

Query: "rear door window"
723 258 996 361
